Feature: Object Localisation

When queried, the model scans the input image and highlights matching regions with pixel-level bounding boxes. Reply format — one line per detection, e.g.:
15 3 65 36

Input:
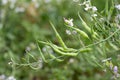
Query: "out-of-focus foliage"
0 0 120 80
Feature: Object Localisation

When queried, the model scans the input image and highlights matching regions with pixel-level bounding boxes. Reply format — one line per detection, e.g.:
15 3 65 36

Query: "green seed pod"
50 43 77 52
67 26 89 39
37 43 48 63
50 21 68 49
78 13 99 39
78 13 91 32
78 48 92 53
50 43 78 56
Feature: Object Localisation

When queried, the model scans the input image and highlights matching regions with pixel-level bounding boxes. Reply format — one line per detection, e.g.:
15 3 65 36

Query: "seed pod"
78 13 91 32
50 43 77 52
49 43 78 56
78 48 91 53
37 43 48 63
67 25 89 39
50 21 68 49
78 13 98 39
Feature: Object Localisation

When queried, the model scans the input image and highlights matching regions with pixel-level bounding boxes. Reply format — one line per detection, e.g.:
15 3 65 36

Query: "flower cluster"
64 18 74 27
115 4 120 10
79 0 97 17
65 29 77 35
64 18 77 35
1 0 17 9
15 6 25 13
102 58 120 79
111 66 120 79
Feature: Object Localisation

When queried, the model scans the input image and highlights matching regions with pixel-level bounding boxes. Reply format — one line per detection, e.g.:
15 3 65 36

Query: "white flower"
79 1 97 12
15 7 25 13
0 74 6 80
84 7 89 11
2 0 8 5
10 4 15 9
92 6 97 12
115 4 120 10
84 4 91 11
99 18 104 22
79 1 91 11
8 62 13 65
25 46 31 52
64 18 74 27
35 3 40 8
9 0 17 9
79 0 90 6
7 76 16 80
85 4 90 8
66 30 71 35
42 47 47 52
92 14 97 17
117 25 120 29
69 58 75 63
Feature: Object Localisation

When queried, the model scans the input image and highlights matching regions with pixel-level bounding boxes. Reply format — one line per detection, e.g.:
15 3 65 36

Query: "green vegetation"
0 0 120 80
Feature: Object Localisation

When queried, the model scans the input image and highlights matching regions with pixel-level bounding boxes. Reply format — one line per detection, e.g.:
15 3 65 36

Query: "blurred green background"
0 0 119 80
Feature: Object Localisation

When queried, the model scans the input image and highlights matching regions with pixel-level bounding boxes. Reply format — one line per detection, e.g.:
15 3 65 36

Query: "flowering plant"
37 0 120 79
1 0 120 79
